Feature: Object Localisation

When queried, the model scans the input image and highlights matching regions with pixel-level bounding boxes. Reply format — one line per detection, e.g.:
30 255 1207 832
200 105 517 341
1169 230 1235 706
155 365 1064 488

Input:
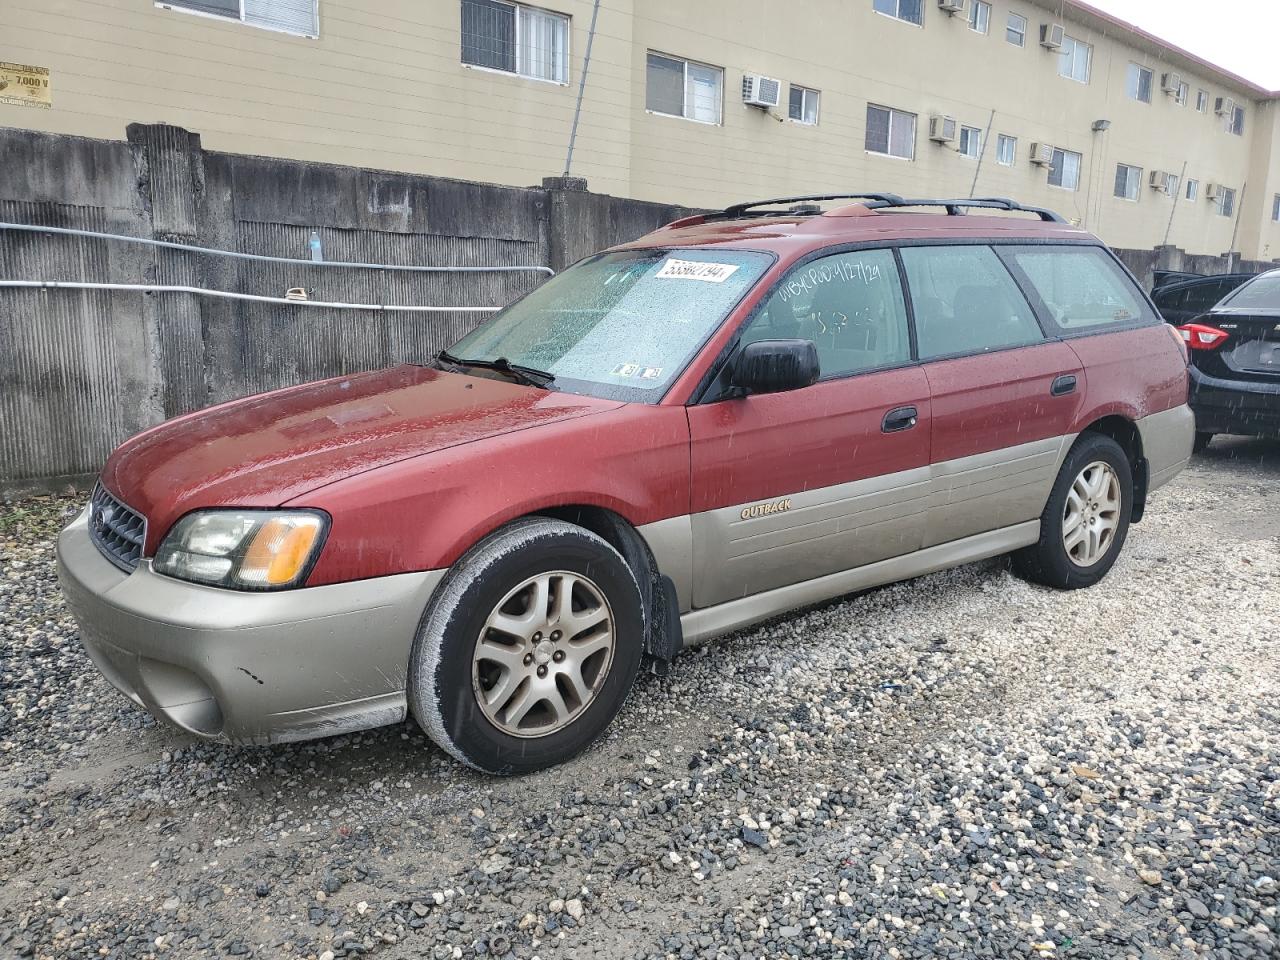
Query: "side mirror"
730 339 820 396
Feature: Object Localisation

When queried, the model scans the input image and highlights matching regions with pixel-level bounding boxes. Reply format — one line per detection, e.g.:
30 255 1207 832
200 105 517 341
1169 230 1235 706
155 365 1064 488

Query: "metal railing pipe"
0 222 554 276
0 280 500 312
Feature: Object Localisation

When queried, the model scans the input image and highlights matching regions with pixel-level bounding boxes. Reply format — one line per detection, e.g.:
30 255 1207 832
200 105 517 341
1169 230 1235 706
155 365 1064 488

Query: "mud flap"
646 575 684 676
1131 456 1149 523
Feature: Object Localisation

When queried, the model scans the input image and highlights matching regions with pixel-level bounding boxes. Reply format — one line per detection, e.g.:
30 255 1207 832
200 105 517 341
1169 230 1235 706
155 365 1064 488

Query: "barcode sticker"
654 258 740 283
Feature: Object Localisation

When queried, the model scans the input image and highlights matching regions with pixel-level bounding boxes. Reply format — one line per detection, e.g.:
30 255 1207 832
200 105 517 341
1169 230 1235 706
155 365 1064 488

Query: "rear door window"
1001 245 1156 334
740 248 912 378
898 245 1044 359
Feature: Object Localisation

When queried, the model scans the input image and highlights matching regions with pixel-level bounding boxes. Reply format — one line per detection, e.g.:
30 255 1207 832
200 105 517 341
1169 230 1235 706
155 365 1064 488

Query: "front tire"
407 518 644 775
1012 433 1133 590
1193 431 1214 454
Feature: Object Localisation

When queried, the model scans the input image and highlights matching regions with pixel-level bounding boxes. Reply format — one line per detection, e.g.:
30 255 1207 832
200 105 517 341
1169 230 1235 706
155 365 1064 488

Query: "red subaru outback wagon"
57 194 1193 774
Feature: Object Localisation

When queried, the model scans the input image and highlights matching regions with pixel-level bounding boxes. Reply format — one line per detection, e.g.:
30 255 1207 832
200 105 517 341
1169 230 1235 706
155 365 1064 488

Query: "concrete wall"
0 125 690 492
1112 245 1275 293
4 0 1278 258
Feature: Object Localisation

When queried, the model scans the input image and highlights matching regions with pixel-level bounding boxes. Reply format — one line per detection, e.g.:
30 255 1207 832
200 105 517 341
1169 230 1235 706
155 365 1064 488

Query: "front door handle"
1051 374 1078 397
882 405 918 433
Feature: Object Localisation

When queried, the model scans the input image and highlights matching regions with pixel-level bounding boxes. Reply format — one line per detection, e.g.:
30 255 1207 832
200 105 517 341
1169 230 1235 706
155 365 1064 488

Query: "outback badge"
740 498 792 520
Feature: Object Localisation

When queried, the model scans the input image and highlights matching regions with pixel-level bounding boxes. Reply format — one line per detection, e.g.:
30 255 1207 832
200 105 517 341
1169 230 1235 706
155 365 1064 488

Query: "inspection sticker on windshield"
611 363 663 380
655 258 740 283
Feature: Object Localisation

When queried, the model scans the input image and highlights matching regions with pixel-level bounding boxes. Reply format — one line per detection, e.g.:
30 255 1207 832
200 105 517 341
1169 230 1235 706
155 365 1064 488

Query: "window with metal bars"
155 0 318 37
646 53 723 124
461 0 569 83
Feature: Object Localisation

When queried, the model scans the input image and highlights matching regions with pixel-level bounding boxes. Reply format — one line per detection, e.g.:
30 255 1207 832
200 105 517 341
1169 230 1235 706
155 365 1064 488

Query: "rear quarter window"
1001 245 1158 335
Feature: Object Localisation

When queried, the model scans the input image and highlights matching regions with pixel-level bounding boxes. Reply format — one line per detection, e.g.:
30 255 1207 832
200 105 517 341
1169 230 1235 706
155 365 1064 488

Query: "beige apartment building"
4 0 1280 260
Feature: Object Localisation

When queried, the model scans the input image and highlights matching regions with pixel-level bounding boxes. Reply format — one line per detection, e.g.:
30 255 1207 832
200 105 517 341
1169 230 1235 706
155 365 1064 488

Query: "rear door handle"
882 405 918 433
1051 374 1078 397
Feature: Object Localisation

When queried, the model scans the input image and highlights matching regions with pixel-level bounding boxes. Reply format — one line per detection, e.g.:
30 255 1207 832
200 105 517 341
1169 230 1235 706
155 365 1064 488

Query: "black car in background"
1151 271 1257 325
1174 269 1280 451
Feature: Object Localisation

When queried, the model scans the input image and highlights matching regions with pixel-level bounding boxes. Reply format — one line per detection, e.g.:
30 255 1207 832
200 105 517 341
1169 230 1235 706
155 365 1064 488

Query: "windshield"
1218 272 1280 311
445 248 773 401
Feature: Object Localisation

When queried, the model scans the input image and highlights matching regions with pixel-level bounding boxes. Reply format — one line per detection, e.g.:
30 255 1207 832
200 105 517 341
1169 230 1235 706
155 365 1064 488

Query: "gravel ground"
1 438 1277 960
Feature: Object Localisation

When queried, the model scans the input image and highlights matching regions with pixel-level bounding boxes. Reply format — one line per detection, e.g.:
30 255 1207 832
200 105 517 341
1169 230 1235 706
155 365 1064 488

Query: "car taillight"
1176 323 1230 350
1164 322 1189 364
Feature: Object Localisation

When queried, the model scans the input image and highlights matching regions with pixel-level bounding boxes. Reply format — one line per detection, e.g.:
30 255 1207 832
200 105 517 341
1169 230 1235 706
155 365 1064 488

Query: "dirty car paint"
103 364 622 554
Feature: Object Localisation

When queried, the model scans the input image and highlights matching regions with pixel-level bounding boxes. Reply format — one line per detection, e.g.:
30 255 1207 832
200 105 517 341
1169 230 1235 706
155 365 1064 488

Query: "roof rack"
716 193 906 219
862 196 1066 223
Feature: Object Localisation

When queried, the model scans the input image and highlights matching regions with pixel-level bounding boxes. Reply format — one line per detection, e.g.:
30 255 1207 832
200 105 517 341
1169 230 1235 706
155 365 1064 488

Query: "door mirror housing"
730 339 821 396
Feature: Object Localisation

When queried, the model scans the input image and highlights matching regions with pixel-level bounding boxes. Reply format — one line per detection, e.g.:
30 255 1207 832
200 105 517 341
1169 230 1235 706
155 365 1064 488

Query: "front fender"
293 405 692 586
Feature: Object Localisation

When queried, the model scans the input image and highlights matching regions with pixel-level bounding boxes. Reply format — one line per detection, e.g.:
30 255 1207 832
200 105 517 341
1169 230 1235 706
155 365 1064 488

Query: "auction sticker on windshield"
655 258 741 283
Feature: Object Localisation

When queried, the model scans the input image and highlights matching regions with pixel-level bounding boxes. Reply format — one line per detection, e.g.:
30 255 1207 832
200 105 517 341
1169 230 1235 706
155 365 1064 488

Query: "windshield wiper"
437 350 556 389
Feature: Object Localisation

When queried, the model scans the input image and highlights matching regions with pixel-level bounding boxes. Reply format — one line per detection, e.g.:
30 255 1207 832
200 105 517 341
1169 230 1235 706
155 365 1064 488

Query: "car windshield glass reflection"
445 249 772 401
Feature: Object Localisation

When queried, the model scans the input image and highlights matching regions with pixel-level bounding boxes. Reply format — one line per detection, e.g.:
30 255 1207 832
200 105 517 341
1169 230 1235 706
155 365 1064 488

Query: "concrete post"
542 176 592 273
126 123 208 417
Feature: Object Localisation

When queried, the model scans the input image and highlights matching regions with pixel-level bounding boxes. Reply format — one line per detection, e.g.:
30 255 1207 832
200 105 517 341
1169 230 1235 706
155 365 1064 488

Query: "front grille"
88 483 147 572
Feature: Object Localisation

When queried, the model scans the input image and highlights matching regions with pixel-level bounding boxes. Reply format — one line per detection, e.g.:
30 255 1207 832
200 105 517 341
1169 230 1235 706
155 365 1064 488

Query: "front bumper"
1189 366 1280 439
56 510 444 744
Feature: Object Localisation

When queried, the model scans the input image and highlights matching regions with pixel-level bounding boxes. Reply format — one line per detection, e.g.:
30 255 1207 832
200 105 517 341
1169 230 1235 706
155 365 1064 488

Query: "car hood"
102 365 621 549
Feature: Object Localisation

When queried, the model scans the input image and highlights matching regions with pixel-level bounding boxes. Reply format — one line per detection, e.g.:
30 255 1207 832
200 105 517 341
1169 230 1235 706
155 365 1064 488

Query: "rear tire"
1012 433 1133 590
1193 431 1214 454
407 518 644 775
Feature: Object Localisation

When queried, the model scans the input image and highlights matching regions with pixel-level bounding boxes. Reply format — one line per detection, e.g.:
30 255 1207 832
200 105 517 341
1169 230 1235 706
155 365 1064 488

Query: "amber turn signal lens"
239 516 324 586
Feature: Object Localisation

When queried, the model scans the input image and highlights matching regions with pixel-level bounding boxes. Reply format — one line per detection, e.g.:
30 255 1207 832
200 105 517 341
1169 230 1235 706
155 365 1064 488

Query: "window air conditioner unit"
741 74 782 109
1149 170 1169 192
929 115 957 143
1040 23 1065 49
1029 142 1054 165
937 0 966 14
1160 72 1182 94
1214 96 1234 116
1205 183 1222 201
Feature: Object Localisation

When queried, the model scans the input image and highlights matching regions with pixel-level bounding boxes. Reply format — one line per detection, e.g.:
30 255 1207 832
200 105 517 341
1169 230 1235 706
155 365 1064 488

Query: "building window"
996 134 1017 165
1058 35 1092 84
959 125 982 158
1175 81 1188 105
1114 163 1142 201
1126 63 1153 102
1272 195 1280 222
788 84 820 125
1165 173 1180 197
1048 148 1082 190
1230 105 1245 135
866 104 916 159
1195 89 1209 112
872 0 923 26
1217 186 1236 217
156 0 318 36
1006 12 1026 45
461 0 569 83
1185 179 1199 201
968 0 990 34
646 52 722 124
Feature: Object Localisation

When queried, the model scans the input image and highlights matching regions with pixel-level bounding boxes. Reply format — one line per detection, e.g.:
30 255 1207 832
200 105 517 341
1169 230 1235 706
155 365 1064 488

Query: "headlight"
153 510 328 590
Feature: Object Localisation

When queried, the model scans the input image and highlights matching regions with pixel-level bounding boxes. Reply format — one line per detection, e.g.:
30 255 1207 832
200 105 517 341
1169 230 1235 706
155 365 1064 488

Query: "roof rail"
717 192 906 219
862 196 1066 223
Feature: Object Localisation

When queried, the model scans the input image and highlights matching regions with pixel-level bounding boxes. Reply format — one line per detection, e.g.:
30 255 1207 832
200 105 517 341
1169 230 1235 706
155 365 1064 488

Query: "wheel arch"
1079 415 1148 522
521 504 683 668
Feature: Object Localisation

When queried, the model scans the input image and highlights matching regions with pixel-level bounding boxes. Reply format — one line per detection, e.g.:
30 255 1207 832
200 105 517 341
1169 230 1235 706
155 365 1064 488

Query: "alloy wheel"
471 571 615 738
1062 460 1121 567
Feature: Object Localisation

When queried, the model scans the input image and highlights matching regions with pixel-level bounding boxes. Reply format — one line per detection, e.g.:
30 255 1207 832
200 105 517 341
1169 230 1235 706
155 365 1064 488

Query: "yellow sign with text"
0 62 51 109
